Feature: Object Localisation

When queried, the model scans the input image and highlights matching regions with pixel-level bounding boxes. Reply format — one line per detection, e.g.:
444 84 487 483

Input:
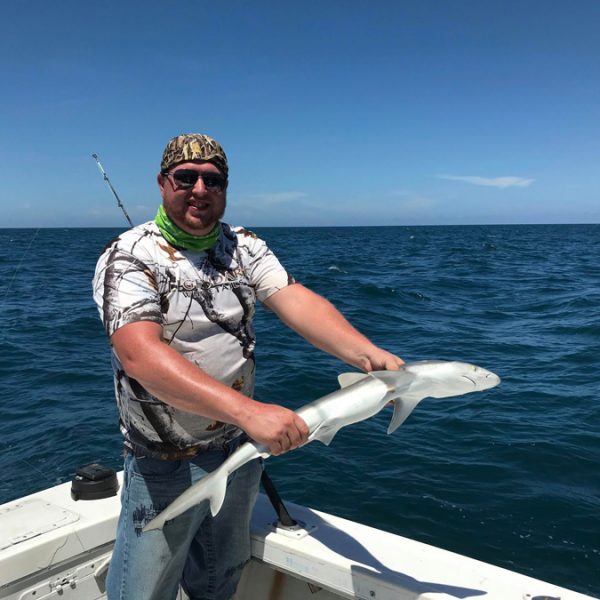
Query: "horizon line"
1 222 598 230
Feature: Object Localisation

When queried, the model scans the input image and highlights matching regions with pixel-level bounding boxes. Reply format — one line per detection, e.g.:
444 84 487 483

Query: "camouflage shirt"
92 220 293 457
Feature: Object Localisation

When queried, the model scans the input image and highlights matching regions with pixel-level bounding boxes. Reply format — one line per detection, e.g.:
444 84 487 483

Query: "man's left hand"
356 348 405 373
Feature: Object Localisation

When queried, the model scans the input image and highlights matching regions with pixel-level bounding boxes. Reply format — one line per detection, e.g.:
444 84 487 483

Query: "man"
93 133 403 600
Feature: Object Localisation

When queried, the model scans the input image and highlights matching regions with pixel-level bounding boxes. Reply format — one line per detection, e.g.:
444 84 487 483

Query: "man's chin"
182 218 219 237
167 207 223 236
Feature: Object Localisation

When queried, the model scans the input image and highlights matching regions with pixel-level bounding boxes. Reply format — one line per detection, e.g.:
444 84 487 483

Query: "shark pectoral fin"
387 397 422 434
337 372 370 388
309 424 343 446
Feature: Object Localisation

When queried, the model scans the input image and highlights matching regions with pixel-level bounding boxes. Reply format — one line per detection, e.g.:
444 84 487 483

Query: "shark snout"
486 371 501 386
474 368 501 389
459 367 500 391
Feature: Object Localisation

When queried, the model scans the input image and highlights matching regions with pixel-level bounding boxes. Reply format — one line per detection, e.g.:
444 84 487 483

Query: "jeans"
106 442 263 600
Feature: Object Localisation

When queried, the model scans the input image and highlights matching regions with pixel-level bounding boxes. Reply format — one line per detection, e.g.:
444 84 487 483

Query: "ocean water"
0 224 599 596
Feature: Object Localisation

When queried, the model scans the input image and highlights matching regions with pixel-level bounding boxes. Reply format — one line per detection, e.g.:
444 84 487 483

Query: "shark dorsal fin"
337 372 369 388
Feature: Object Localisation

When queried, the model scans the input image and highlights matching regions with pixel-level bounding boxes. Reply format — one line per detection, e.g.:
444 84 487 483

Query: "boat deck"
0 473 596 600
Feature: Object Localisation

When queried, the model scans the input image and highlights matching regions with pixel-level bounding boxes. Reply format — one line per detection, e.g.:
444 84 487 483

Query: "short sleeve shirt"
92 221 293 456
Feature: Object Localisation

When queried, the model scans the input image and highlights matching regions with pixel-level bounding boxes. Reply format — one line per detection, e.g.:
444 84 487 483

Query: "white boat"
1 471 596 600
5 173 591 598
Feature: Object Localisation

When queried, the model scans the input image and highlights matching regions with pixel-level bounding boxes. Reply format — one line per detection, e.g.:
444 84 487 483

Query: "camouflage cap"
160 133 228 178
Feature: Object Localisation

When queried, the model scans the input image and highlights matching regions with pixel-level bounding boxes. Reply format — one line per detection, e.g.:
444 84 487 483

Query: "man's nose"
192 175 208 193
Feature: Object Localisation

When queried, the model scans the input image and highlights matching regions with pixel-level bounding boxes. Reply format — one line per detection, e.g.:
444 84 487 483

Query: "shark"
143 360 500 531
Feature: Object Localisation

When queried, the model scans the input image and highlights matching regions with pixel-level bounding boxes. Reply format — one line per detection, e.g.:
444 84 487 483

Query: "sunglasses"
162 169 227 192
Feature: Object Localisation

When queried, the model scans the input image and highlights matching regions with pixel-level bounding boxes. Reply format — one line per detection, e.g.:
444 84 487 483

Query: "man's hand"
356 348 405 373
237 402 309 456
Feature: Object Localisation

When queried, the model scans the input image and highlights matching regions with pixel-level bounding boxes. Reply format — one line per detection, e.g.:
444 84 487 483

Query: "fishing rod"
91 154 134 228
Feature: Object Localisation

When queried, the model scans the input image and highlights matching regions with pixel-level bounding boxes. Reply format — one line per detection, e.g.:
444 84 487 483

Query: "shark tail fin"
205 470 229 517
143 470 228 531
387 397 423 434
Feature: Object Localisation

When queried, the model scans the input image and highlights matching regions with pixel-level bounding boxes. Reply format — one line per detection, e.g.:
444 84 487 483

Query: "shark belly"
299 377 390 445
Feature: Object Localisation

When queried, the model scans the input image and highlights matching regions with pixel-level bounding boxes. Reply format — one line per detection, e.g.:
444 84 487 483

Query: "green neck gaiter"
155 205 220 251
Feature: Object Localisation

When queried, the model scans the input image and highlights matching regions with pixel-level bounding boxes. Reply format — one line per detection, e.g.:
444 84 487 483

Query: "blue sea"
1 224 599 596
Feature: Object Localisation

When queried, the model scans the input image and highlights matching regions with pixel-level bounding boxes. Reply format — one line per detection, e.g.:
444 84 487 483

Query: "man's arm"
110 321 308 455
263 283 404 372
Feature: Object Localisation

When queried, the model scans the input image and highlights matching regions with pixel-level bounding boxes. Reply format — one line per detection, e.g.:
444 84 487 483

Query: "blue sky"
1 1 598 227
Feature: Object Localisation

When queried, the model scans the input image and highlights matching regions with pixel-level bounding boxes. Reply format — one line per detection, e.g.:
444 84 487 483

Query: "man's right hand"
238 401 309 456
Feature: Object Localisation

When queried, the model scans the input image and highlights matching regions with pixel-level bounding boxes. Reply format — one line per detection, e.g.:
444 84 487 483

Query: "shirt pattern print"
92 220 293 457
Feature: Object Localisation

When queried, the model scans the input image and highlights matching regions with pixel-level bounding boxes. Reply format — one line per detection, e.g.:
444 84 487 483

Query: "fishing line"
2 153 128 304
0 443 48 480
1 160 134 497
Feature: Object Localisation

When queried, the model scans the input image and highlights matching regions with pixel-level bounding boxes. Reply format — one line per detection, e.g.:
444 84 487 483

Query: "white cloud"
437 175 534 189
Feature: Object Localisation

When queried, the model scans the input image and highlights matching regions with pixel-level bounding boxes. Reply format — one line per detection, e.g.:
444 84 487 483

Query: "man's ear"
157 172 166 193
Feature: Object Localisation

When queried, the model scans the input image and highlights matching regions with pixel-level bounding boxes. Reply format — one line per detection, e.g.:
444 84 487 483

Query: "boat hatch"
0 498 79 550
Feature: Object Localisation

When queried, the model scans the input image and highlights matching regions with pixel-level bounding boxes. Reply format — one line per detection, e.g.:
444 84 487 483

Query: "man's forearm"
264 284 404 371
110 321 309 454
114 330 253 426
